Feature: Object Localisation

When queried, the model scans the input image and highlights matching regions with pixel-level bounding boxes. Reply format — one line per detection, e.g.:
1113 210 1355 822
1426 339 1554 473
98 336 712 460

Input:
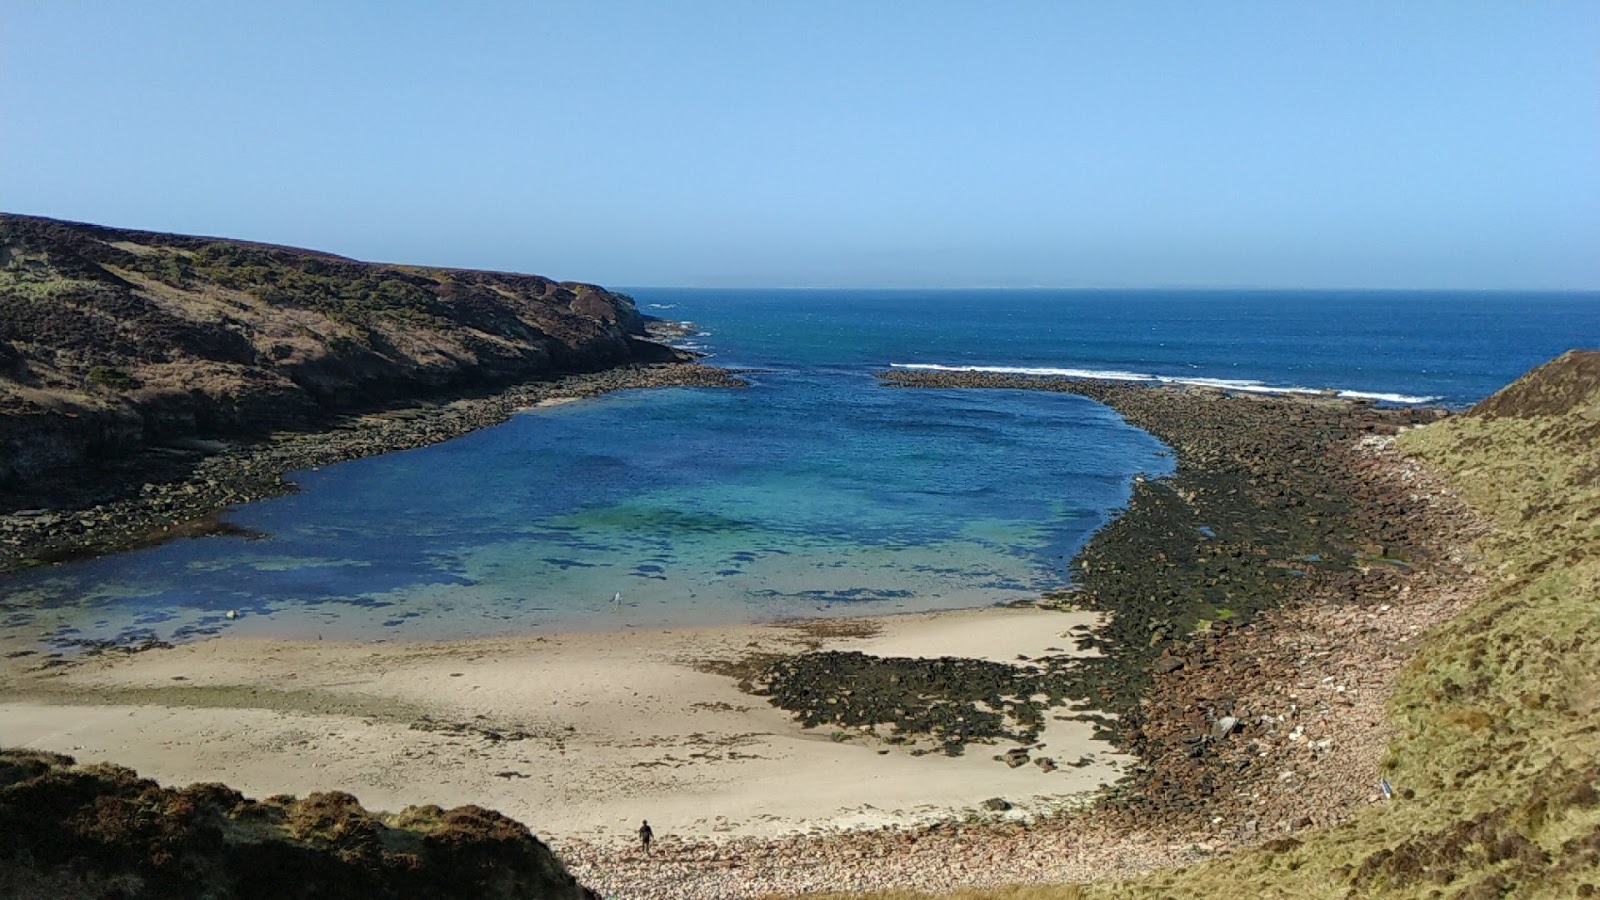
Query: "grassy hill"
0 213 676 492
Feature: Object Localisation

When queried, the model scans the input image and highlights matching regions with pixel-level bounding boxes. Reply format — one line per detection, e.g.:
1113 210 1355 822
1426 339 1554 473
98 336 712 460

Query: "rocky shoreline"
877 369 1451 743
0 362 744 577
557 371 1485 898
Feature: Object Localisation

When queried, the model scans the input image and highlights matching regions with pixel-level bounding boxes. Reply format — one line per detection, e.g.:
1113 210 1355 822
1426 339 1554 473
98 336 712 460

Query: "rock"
979 797 1011 812
1211 716 1240 741
1000 748 1030 768
1034 756 1057 772
1154 656 1186 675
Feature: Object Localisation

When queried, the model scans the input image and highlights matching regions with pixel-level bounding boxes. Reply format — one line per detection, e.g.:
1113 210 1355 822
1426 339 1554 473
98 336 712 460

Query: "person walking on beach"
638 819 654 855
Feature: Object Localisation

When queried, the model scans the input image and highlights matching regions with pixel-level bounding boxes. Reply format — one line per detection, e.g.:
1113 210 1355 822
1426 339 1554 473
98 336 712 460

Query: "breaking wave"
888 363 1441 405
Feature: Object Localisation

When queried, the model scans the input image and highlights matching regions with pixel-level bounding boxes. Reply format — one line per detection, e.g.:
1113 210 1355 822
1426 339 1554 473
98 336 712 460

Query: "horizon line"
617 284 1600 294
6 210 1596 295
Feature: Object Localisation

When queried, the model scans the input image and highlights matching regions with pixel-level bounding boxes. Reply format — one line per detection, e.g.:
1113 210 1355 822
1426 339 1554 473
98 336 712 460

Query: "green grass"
86 365 138 390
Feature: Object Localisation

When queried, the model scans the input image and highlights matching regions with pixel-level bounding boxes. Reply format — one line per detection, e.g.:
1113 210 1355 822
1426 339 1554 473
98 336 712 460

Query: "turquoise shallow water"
0 370 1169 647
4 288 1594 650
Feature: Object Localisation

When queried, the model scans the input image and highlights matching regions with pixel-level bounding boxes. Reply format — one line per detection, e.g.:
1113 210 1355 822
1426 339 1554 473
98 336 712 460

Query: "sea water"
2 290 1595 648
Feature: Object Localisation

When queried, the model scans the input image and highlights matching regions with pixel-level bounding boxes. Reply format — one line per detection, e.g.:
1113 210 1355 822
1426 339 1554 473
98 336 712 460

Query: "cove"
0 367 1171 648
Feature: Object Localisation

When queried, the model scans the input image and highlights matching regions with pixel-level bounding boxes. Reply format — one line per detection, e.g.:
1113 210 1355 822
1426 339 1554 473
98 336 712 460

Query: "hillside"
0 213 679 494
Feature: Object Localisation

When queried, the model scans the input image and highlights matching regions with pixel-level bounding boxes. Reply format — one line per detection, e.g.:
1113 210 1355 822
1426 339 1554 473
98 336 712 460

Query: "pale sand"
0 607 1126 843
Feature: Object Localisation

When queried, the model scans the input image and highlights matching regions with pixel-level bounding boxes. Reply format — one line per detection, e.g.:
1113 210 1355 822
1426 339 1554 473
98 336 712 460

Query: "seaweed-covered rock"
752 650 1089 754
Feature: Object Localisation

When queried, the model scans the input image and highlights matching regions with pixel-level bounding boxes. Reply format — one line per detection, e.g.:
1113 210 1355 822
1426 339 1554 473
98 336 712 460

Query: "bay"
3 289 1594 649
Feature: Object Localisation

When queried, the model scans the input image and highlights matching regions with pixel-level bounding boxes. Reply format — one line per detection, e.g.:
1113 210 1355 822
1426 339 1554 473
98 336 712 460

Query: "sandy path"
0 606 1125 843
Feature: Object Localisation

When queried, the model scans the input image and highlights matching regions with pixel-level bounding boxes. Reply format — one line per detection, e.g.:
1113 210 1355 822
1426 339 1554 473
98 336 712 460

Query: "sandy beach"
0 606 1123 843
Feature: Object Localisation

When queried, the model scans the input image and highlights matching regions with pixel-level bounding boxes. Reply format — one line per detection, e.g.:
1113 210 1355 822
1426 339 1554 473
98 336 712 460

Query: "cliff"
0 213 678 494
0 749 598 899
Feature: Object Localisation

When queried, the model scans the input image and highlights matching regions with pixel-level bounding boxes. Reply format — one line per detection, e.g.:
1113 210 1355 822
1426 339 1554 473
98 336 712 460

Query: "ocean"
3 290 1595 649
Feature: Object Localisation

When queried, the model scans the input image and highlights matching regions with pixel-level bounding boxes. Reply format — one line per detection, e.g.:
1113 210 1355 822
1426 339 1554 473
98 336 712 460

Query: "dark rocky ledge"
0 362 744 575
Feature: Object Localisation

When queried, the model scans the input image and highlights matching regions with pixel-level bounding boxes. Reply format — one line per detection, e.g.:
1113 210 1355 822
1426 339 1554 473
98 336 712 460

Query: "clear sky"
3 2 1597 289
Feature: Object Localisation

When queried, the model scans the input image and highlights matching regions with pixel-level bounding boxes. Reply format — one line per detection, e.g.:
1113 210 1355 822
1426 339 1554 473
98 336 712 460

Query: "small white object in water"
225 610 238 620
612 592 622 606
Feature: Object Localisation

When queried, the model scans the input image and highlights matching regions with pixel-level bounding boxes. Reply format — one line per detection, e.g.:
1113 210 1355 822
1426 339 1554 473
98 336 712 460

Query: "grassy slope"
823 351 1600 900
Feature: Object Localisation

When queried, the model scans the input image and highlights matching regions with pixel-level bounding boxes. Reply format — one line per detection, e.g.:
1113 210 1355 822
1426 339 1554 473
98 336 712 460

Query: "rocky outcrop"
0 213 680 494
0 748 600 899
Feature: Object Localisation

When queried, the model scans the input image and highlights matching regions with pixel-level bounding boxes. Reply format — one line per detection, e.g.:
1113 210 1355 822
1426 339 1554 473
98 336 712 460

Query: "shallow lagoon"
0 369 1171 647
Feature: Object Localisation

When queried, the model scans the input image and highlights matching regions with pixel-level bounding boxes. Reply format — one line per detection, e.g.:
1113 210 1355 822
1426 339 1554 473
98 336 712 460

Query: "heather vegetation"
0 749 599 899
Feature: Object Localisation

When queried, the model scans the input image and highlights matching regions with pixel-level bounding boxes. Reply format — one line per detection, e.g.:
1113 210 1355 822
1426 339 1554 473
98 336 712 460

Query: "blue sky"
3 2 1597 289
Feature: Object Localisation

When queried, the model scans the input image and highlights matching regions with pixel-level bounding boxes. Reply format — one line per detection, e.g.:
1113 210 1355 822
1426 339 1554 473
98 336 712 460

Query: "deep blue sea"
3 290 1596 649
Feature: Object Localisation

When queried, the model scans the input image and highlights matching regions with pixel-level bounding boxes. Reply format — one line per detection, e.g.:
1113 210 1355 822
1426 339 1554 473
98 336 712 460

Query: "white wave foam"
891 363 1157 382
647 303 677 309
1333 389 1441 404
888 363 1439 404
